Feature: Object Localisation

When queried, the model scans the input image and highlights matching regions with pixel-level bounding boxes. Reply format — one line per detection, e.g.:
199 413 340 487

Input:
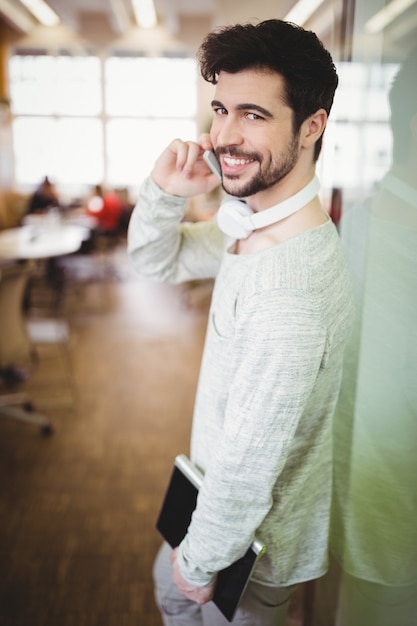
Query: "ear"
300 109 328 149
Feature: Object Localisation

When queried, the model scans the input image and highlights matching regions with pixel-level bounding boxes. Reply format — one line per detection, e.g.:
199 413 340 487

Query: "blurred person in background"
86 184 123 236
27 175 60 214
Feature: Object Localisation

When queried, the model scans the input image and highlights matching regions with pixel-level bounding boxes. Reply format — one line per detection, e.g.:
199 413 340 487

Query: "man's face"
210 69 300 199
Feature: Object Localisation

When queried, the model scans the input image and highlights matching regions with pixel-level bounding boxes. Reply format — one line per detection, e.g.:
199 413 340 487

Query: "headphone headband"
217 176 320 240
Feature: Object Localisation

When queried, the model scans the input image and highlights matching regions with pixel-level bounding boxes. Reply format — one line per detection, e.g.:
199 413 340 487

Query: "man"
128 19 354 626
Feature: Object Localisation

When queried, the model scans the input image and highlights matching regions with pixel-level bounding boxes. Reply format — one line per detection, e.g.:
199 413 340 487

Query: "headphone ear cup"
217 199 254 240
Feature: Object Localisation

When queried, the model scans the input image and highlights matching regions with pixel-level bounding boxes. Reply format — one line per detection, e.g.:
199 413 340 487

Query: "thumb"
170 547 178 564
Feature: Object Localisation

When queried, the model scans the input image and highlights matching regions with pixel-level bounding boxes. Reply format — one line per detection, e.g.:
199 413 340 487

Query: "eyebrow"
211 100 273 118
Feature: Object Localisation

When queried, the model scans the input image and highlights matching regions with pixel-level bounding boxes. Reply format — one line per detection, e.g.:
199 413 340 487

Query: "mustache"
216 147 261 161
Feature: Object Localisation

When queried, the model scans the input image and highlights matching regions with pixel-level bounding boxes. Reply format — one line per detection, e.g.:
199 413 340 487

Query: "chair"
0 262 53 435
0 190 30 229
0 391 53 435
26 315 77 409
19 263 77 410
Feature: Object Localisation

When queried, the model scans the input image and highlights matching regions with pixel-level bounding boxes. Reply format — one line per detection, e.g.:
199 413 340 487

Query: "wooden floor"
0 242 313 626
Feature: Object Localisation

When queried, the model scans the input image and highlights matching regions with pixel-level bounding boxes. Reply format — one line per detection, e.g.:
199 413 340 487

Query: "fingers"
173 139 202 177
172 137 214 175
152 136 219 197
171 546 215 605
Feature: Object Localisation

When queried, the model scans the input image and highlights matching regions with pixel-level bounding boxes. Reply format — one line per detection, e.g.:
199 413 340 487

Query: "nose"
213 116 243 149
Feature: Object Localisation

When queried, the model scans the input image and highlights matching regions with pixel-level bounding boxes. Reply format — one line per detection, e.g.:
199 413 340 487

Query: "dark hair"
389 46 417 164
197 19 338 160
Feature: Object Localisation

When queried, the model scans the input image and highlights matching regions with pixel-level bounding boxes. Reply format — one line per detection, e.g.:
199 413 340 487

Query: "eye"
246 112 264 121
213 106 227 116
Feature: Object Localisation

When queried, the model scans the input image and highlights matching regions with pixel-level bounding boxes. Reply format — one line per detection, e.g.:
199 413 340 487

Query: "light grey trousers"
153 542 296 626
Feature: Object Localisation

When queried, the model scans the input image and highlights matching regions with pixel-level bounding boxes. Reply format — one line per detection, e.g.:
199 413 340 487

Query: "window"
105 56 196 118
12 116 103 186
104 56 197 188
321 62 398 193
9 52 198 200
10 54 102 116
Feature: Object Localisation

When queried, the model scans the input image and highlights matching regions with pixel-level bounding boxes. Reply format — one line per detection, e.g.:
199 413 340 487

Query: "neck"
246 163 317 212
381 171 417 210
235 197 328 254
234 180 328 254
247 176 320 228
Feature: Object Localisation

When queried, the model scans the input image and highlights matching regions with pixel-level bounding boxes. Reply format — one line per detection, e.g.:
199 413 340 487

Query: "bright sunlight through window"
9 53 198 199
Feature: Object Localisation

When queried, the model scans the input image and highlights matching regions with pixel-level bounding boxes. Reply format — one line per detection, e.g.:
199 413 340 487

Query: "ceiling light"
365 0 417 33
18 0 60 26
109 0 130 34
284 0 325 25
0 0 33 32
131 0 157 29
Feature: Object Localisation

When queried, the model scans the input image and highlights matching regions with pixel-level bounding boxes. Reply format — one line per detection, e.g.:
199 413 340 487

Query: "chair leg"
0 393 54 436
26 319 77 410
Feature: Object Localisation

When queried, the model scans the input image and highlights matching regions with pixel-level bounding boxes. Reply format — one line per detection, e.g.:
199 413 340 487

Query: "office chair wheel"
41 423 54 437
21 400 54 436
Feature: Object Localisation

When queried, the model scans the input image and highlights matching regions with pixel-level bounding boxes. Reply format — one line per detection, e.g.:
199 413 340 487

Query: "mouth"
221 155 256 176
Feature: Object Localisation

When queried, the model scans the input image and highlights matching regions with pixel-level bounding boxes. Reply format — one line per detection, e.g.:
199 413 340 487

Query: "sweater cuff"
144 176 187 214
177 541 217 588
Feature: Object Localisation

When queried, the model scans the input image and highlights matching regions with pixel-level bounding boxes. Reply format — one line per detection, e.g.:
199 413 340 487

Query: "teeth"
224 157 252 166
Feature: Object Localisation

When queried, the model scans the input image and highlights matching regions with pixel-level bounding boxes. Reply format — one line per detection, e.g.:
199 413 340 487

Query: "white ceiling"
0 0 317 57
44 0 202 36
0 0 321 41
44 0 298 33
0 0 416 61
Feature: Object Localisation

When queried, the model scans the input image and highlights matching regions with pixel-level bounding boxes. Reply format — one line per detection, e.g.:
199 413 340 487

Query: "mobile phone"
203 150 222 181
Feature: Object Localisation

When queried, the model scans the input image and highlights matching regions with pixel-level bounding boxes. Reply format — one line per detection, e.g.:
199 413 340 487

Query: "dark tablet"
156 454 266 622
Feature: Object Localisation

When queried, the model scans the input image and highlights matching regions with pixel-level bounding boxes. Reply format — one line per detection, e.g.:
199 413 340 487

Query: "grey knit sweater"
128 177 355 588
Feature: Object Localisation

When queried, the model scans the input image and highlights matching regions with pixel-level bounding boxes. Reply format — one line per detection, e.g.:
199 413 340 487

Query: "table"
0 223 89 260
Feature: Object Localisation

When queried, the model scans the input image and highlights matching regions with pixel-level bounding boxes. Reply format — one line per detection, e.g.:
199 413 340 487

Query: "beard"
220 133 300 199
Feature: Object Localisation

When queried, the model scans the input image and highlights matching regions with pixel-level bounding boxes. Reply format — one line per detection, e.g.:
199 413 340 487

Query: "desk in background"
0 223 90 261
0 217 93 314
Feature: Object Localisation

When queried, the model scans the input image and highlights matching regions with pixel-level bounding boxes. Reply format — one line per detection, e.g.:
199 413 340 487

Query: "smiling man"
210 74 300 201
128 19 355 626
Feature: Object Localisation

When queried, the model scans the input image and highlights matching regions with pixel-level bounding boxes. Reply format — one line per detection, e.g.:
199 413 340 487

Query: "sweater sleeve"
127 176 224 283
177 287 327 586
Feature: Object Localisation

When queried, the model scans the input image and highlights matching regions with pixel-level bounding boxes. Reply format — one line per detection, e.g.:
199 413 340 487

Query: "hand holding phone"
152 139 220 197
203 150 222 181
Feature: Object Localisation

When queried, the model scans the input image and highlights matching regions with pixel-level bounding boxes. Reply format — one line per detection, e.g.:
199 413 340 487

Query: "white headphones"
217 176 320 240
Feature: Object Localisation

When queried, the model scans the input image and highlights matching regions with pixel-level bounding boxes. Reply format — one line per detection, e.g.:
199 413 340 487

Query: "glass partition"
316 1 417 625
